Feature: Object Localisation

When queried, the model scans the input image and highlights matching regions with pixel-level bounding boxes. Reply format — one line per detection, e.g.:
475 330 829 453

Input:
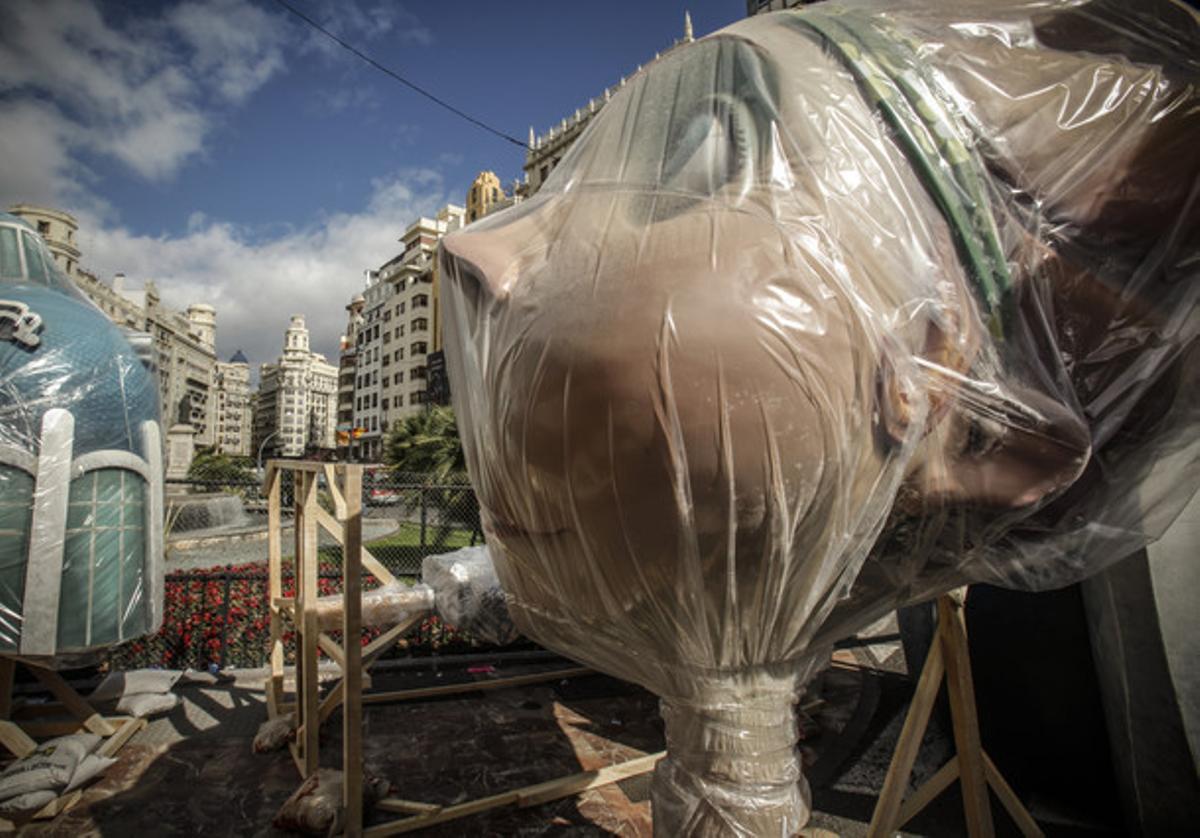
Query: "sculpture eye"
661 94 758 197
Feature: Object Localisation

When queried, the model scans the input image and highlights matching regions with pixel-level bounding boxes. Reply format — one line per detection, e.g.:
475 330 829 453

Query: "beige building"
522 14 694 195
11 204 222 447
215 351 252 457
350 205 465 460
254 316 338 459
7 204 82 279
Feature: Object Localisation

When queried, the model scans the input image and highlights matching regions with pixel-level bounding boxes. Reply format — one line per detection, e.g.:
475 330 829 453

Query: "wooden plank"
31 788 82 821
364 752 664 836
362 667 592 705
376 798 442 815
267 464 284 718
314 505 397 587
270 460 326 474
299 471 321 778
28 665 115 737
867 635 946 836
897 756 959 827
342 465 365 838
938 593 995 838
362 612 425 666
95 717 144 758
984 752 1044 838
0 719 37 758
323 463 347 520
0 657 15 720
318 679 345 724
317 633 346 668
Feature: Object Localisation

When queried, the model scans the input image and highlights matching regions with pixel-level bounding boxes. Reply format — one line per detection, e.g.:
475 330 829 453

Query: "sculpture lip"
485 516 571 540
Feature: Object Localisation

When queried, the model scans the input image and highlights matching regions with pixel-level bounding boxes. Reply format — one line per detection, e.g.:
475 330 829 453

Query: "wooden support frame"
0 655 146 828
262 460 656 837
868 591 1044 838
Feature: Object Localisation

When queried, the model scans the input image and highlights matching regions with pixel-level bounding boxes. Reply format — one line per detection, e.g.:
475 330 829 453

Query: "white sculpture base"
165 423 195 481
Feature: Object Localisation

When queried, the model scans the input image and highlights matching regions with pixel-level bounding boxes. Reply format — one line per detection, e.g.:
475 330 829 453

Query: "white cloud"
0 0 445 372
167 0 288 104
76 170 450 373
0 0 287 198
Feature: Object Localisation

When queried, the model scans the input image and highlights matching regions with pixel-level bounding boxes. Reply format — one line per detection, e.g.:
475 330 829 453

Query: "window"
411 390 427 405
394 349 404 361
381 398 389 411
37 220 50 236
412 317 428 332
396 394 404 407
381 355 390 368
372 393 378 407
382 332 391 345
395 370 404 383
396 325 405 337
380 420 389 432
372 324 379 339
412 294 429 309
371 370 378 385
383 310 391 322
411 341 427 356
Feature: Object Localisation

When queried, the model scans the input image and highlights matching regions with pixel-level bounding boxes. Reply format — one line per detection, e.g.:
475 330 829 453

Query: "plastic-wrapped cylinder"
421 546 518 646
440 1 1199 833
0 212 163 664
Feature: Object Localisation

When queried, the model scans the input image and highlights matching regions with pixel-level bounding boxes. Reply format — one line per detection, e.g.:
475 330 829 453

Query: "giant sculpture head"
441 1 1199 833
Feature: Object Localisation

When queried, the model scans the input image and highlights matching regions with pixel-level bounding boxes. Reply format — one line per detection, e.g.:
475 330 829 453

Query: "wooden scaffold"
263 460 663 836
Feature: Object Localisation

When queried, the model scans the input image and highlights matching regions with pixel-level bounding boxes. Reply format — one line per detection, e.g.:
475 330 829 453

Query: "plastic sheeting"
0 212 163 664
422 546 520 646
440 1 1200 833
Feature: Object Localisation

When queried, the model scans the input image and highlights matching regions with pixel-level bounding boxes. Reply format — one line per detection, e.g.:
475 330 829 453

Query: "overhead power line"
270 0 527 148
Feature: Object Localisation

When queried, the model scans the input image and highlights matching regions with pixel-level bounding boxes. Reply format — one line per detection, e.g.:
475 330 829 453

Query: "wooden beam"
363 752 664 836
296 472 321 778
317 633 346 669
342 464 365 838
28 665 115 737
0 658 14 720
984 752 1044 838
867 634 946 836
313 505 397 587
376 798 442 815
0 719 37 758
95 717 144 759
267 464 284 718
323 463 348 520
362 667 592 705
897 756 959 828
938 594 994 838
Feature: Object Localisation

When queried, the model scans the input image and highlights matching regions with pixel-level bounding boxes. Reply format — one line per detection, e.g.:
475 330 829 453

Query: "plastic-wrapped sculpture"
440 1 1199 833
0 213 163 664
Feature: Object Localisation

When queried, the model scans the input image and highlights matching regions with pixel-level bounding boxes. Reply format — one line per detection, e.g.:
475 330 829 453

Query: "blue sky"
0 0 742 368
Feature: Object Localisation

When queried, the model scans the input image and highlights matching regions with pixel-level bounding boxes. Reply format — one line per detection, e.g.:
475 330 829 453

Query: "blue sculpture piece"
0 212 163 663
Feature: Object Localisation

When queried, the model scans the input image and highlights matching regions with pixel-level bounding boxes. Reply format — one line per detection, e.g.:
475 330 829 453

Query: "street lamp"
257 429 281 471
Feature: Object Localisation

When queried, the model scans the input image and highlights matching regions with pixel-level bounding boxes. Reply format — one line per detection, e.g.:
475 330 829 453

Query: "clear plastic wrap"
421 546 519 645
0 213 164 664
439 1 1199 833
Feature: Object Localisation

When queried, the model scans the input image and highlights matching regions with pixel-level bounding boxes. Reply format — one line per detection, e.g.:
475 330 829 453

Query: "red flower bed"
108 559 476 671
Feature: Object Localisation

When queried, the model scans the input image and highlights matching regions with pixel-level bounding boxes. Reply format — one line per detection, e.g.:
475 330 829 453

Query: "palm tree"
383 406 479 546
383 405 465 480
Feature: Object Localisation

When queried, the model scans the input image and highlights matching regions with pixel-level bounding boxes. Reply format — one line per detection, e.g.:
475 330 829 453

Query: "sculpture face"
442 3 1197 833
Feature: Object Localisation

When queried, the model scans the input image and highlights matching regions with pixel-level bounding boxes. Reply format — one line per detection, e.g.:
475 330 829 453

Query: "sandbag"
0 733 99 802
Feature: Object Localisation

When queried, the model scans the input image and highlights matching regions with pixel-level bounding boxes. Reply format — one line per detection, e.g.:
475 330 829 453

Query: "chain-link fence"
107 469 516 671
